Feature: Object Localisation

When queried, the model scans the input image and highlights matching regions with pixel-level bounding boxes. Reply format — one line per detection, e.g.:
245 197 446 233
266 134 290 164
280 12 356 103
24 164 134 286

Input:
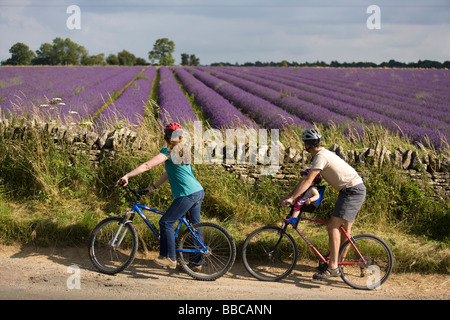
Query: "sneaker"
189 263 203 272
154 256 177 269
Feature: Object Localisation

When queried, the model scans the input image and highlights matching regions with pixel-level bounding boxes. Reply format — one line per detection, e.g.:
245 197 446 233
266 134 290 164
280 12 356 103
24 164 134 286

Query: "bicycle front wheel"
242 226 298 281
338 234 394 290
88 217 138 275
177 222 236 281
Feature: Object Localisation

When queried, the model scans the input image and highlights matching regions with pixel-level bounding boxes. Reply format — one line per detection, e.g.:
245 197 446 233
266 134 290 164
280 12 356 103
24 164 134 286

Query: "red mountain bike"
242 205 394 290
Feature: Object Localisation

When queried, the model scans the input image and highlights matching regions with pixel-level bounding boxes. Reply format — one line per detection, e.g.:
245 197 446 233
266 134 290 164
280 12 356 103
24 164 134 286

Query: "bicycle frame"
116 200 208 255
286 215 367 266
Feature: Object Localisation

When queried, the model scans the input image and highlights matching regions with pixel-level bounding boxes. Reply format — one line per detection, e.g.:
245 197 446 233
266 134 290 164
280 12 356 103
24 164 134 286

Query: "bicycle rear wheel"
242 226 298 281
177 222 236 281
338 234 394 290
88 217 138 275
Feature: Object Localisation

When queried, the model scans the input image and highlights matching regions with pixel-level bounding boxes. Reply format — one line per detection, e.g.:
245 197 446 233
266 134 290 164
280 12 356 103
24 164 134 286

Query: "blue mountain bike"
88 183 236 281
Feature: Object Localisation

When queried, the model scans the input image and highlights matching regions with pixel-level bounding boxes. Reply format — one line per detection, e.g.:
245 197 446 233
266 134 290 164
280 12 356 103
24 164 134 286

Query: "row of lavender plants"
185 67 309 129
0 67 99 113
206 67 448 149
171 67 257 129
195 67 353 127
62 67 142 123
242 67 449 133
1 66 447 150
0 66 143 123
264 67 450 132
95 67 156 129
287 67 450 107
158 67 198 124
250 67 449 121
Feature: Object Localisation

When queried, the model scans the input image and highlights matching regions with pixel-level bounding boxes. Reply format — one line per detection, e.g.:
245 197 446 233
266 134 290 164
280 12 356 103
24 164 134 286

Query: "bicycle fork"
266 224 292 260
109 211 133 248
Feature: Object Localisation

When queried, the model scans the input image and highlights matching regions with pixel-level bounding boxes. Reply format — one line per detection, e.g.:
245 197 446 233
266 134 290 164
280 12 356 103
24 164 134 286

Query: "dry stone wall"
1 120 449 197
224 142 449 198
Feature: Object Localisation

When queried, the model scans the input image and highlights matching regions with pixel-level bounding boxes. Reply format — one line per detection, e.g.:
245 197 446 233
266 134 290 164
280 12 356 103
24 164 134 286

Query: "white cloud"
0 1 449 64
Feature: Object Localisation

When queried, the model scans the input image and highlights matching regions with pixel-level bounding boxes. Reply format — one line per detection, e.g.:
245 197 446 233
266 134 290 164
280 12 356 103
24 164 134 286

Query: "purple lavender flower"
204 67 352 128
0 66 142 124
218 67 448 149
96 67 156 128
1 66 448 149
187 67 309 129
158 66 197 124
62 66 142 123
247 67 449 134
172 67 257 129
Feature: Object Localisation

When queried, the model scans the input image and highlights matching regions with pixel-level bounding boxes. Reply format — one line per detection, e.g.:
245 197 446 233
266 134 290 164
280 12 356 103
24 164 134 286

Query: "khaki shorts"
333 183 366 223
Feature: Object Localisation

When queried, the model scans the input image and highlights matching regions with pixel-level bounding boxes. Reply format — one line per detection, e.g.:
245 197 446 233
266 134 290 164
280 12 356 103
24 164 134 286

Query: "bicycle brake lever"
137 189 149 196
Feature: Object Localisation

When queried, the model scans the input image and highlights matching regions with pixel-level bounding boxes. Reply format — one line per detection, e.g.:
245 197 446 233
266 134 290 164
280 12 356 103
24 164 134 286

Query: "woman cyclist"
117 122 204 269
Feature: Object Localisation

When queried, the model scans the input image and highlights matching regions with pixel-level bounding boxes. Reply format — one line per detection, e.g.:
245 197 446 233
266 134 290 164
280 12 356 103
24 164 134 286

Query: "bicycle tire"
88 216 138 275
338 234 394 290
242 226 298 281
177 222 236 281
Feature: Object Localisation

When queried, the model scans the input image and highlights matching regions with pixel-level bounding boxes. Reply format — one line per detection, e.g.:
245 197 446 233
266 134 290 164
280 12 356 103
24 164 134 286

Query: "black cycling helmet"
302 128 322 147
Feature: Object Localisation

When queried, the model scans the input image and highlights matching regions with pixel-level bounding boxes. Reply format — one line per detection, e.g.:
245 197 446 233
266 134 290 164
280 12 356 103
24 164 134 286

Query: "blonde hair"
164 134 184 158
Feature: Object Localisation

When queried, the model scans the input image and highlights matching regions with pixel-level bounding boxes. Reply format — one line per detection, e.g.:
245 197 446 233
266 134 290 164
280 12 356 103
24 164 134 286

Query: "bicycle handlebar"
118 179 149 200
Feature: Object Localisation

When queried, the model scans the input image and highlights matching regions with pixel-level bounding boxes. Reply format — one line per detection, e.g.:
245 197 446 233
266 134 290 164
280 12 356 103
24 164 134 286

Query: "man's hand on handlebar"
281 196 294 208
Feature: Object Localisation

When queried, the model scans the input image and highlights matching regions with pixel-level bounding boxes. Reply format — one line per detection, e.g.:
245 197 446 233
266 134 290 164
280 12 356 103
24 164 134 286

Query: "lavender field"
0 66 448 149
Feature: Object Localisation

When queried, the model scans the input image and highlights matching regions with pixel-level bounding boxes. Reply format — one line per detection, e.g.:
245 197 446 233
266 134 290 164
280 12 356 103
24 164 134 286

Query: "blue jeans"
159 189 204 260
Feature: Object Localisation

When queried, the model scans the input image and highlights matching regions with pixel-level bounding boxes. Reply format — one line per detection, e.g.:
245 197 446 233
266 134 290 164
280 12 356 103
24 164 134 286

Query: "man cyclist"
281 128 366 279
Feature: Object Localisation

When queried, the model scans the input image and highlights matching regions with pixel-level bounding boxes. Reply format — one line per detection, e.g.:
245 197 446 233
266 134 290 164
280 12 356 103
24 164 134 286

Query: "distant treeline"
212 59 450 69
2 37 448 69
1 37 198 67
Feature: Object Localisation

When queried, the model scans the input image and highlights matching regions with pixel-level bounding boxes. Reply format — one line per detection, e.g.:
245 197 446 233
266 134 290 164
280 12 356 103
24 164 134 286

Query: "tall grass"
0 113 448 273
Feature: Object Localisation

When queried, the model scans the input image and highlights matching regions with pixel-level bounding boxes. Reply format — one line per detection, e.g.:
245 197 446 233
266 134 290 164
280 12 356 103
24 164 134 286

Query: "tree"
148 38 175 66
181 53 189 66
189 54 200 66
117 50 136 66
2 43 35 65
135 57 148 65
106 54 119 65
81 53 105 65
181 53 200 66
105 52 146 66
33 43 55 65
33 37 87 65
58 38 87 65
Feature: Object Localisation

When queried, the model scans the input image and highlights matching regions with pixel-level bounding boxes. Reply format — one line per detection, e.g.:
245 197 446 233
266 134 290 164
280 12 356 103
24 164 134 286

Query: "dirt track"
0 245 448 300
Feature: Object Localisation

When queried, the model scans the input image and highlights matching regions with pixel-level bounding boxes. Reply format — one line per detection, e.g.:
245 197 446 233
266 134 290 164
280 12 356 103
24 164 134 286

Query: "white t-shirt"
310 147 363 191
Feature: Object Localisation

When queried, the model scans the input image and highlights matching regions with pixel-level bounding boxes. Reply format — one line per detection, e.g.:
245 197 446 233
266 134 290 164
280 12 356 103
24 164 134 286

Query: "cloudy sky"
1 0 449 65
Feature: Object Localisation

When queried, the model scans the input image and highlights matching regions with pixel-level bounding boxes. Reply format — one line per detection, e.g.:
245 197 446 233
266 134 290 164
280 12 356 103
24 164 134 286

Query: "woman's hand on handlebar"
116 176 128 187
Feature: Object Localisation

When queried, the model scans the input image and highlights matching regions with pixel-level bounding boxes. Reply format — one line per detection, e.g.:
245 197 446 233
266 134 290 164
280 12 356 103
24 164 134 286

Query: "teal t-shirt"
160 147 203 199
